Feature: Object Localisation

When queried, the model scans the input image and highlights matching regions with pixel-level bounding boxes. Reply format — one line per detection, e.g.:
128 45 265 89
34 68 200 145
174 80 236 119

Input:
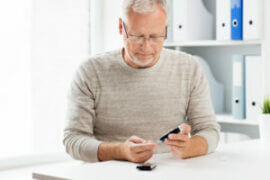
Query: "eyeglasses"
122 22 167 46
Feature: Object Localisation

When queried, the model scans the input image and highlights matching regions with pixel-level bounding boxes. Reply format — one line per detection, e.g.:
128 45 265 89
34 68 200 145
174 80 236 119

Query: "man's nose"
141 38 152 50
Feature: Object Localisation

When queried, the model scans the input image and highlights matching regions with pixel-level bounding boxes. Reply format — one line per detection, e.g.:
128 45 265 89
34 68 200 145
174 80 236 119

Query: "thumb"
180 123 191 135
129 135 146 144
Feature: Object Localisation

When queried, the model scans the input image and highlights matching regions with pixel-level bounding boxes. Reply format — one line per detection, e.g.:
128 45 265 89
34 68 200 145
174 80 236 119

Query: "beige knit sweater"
63 48 220 162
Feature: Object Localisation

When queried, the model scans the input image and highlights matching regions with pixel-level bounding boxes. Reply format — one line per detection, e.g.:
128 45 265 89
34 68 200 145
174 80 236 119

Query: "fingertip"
181 123 191 131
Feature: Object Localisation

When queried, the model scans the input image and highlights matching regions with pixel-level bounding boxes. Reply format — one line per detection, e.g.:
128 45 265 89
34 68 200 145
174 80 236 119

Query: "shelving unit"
164 40 261 140
164 0 267 141
216 114 260 139
164 41 261 139
216 114 258 125
164 40 262 47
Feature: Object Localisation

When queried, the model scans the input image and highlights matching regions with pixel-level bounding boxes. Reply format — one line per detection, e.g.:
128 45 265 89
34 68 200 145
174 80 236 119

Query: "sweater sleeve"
63 61 102 162
186 57 221 154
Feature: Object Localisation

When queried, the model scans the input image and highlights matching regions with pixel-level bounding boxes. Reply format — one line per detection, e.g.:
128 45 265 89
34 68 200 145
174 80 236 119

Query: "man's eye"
130 34 143 37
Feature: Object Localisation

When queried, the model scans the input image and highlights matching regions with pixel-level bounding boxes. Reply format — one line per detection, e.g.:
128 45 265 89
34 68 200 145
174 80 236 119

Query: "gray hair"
122 0 169 24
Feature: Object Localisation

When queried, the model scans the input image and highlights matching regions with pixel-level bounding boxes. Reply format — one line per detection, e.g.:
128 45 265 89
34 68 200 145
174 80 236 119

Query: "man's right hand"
120 136 158 163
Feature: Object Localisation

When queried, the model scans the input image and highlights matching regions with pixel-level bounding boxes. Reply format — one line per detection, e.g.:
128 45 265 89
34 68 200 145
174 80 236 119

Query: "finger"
171 146 183 157
135 153 153 163
129 136 146 144
130 150 153 163
171 146 178 154
136 149 153 156
168 133 189 142
146 140 154 144
164 139 186 148
131 143 157 153
142 152 153 161
136 150 153 160
180 123 191 135
170 145 185 152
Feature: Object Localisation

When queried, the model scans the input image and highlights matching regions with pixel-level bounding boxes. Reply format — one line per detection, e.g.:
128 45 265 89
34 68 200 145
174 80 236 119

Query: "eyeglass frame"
122 21 167 45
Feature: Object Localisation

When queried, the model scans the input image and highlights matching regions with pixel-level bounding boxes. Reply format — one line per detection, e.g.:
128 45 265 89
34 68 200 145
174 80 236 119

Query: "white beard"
125 48 155 67
130 56 155 67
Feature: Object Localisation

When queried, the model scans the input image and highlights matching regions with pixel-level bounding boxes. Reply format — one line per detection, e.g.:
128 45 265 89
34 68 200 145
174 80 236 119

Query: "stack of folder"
167 0 263 42
217 0 263 40
232 55 263 120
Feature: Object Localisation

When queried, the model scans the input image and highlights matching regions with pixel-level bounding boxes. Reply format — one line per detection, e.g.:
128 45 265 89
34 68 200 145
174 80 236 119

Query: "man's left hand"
164 123 207 159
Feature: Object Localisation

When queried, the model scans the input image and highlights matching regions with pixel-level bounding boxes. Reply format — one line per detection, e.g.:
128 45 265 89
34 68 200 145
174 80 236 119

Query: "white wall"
32 0 90 153
263 0 270 95
103 0 123 51
0 0 122 158
0 0 32 157
90 0 105 54
90 0 123 55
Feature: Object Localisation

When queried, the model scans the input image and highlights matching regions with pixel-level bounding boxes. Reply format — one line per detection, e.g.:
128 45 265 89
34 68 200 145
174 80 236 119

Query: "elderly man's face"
120 5 167 68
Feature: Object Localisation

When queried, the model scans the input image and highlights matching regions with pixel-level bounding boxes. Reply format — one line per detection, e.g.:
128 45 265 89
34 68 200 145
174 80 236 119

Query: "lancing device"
157 125 182 143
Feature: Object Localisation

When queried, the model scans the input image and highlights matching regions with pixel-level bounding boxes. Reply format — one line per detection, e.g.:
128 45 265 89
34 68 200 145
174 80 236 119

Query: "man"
63 0 220 163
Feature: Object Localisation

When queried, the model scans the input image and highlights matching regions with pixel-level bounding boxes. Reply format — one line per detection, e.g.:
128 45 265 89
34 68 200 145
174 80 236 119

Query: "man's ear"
119 18 123 35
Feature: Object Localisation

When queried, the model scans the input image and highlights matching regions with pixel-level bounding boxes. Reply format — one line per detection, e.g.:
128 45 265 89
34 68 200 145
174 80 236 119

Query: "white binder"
243 0 263 40
172 0 213 41
245 56 263 121
216 0 231 40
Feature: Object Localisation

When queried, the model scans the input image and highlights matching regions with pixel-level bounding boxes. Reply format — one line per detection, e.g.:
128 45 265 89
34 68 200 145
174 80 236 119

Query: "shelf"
216 114 259 126
164 40 262 47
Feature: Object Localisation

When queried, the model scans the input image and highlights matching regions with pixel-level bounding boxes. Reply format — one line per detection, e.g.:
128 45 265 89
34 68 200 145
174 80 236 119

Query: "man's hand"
97 136 157 163
121 136 158 163
164 123 208 159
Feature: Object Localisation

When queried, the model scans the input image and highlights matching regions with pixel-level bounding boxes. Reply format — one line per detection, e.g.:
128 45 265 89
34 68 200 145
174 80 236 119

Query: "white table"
32 140 270 180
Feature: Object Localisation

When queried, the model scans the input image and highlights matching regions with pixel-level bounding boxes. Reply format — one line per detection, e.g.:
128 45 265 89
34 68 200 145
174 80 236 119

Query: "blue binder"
231 0 243 40
232 55 246 119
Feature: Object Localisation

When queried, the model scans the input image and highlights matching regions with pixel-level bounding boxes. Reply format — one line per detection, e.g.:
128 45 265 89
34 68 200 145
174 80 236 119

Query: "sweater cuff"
193 130 220 154
81 138 102 162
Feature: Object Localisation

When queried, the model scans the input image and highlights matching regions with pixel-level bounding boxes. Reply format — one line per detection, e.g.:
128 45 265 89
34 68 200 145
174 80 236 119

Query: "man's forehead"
127 4 166 23
126 16 166 33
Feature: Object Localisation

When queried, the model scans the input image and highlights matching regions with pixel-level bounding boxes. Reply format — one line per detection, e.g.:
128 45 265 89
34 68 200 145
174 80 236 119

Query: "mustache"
137 53 154 55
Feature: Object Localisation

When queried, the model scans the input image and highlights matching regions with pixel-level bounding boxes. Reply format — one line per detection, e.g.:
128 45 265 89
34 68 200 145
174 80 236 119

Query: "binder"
243 0 263 40
231 0 243 40
245 56 263 121
172 0 213 41
232 55 245 119
172 0 188 41
216 0 231 40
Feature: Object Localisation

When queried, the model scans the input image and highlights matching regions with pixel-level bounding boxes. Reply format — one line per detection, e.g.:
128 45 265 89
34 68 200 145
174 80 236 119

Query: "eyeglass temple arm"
165 26 168 39
122 21 129 38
